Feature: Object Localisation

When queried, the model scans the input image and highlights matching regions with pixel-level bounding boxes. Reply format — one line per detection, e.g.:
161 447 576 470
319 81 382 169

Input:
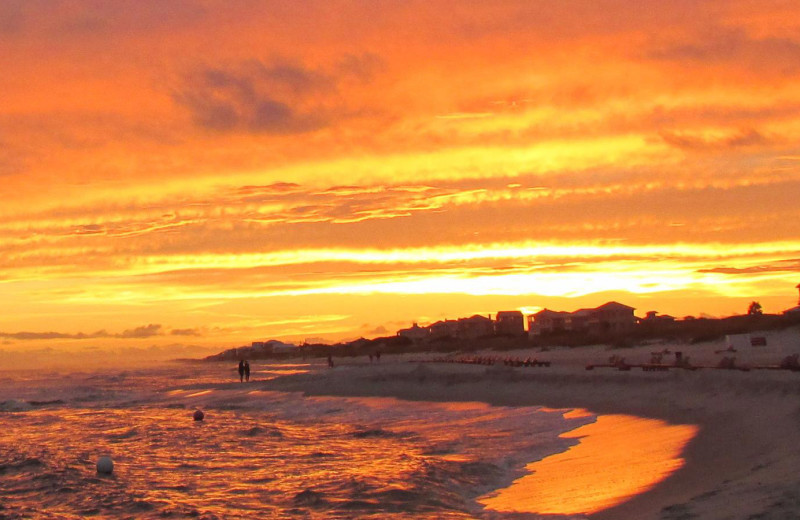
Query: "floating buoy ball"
96 455 114 474
193 409 205 421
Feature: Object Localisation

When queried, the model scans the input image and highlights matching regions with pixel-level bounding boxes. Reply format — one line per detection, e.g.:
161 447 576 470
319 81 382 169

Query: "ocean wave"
0 363 583 519
28 399 66 407
0 457 44 475
106 427 140 440
306 451 336 458
293 488 327 506
0 399 32 412
241 425 283 438
351 427 402 438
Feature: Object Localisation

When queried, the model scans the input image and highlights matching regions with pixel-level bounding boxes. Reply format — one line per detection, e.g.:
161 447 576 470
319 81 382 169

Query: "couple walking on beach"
238 360 250 382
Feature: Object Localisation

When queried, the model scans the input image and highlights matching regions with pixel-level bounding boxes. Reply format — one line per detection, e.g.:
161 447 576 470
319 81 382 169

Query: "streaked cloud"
0 323 170 341
647 27 800 75
2 1 800 347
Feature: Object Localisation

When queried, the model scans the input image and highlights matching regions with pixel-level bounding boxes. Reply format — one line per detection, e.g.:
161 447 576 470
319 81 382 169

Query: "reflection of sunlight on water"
328 396 491 412
4 363 672 519
256 369 309 377
479 414 698 516
0 406 435 519
432 401 491 412
561 408 595 419
185 390 214 397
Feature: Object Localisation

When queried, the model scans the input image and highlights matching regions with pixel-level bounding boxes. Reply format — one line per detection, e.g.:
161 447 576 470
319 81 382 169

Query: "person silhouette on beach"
244 360 250 382
327 354 334 368
238 360 245 382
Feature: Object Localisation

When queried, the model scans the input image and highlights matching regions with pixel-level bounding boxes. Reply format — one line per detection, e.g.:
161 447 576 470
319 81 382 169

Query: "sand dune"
261 327 800 519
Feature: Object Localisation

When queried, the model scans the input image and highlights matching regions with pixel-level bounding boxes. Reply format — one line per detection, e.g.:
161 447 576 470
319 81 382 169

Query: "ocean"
0 361 654 519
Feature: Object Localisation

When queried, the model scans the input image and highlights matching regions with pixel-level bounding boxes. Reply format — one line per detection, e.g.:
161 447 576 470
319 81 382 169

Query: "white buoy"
193 409 205 421
96 455 114 474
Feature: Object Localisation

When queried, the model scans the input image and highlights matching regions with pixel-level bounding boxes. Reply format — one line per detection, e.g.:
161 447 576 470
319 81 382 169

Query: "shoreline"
258 334 800 519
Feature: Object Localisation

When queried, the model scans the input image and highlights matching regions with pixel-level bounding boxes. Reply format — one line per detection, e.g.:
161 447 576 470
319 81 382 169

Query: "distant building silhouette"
458 314 494 339
494 310 526 336
252 339 296 354
430 319 459 339
397 322 430 342
784 283 800 315
589 301 637 333
529 301 636 336
641 311 676 324
528 309 571 335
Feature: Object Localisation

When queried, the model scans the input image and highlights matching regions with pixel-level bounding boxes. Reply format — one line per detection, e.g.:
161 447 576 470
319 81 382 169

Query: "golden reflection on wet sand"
480 413 698 516
184 390 214 398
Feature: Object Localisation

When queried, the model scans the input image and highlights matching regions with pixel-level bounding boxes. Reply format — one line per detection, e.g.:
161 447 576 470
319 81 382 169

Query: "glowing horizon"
2 1 800 355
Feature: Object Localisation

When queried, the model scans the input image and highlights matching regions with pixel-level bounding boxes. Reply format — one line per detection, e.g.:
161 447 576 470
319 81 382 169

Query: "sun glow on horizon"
2 2 800 348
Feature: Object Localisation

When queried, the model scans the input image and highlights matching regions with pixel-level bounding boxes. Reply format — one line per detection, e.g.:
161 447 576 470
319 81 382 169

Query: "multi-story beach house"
590 301 636 333
527 309 571 336
457 314 494 339
429 319 460 339
252 339 296 354
568 308 595 331
397 323 430 342
528 301 636 336
494 310 526 336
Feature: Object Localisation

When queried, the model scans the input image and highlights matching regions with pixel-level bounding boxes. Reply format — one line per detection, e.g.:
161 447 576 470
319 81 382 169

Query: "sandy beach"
260 327 800 519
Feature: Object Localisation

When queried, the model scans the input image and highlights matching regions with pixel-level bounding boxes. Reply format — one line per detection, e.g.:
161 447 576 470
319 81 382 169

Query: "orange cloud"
2 1 800 346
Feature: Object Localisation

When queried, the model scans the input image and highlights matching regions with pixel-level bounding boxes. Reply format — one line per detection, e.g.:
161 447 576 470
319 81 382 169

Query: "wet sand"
479 413 697 516
261 328 800 519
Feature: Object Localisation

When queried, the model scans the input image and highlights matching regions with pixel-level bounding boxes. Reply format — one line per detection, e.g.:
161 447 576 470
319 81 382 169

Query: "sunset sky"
2 1 800 358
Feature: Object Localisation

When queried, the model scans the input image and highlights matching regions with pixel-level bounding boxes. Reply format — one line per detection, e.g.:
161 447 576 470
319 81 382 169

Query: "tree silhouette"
747 301 763 316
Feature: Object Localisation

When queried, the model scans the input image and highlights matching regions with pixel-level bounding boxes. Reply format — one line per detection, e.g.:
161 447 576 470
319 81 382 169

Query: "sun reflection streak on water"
184 390 214 397
0 364 698 519
479 414 698 516
0 406 445 519
0 363 583 519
